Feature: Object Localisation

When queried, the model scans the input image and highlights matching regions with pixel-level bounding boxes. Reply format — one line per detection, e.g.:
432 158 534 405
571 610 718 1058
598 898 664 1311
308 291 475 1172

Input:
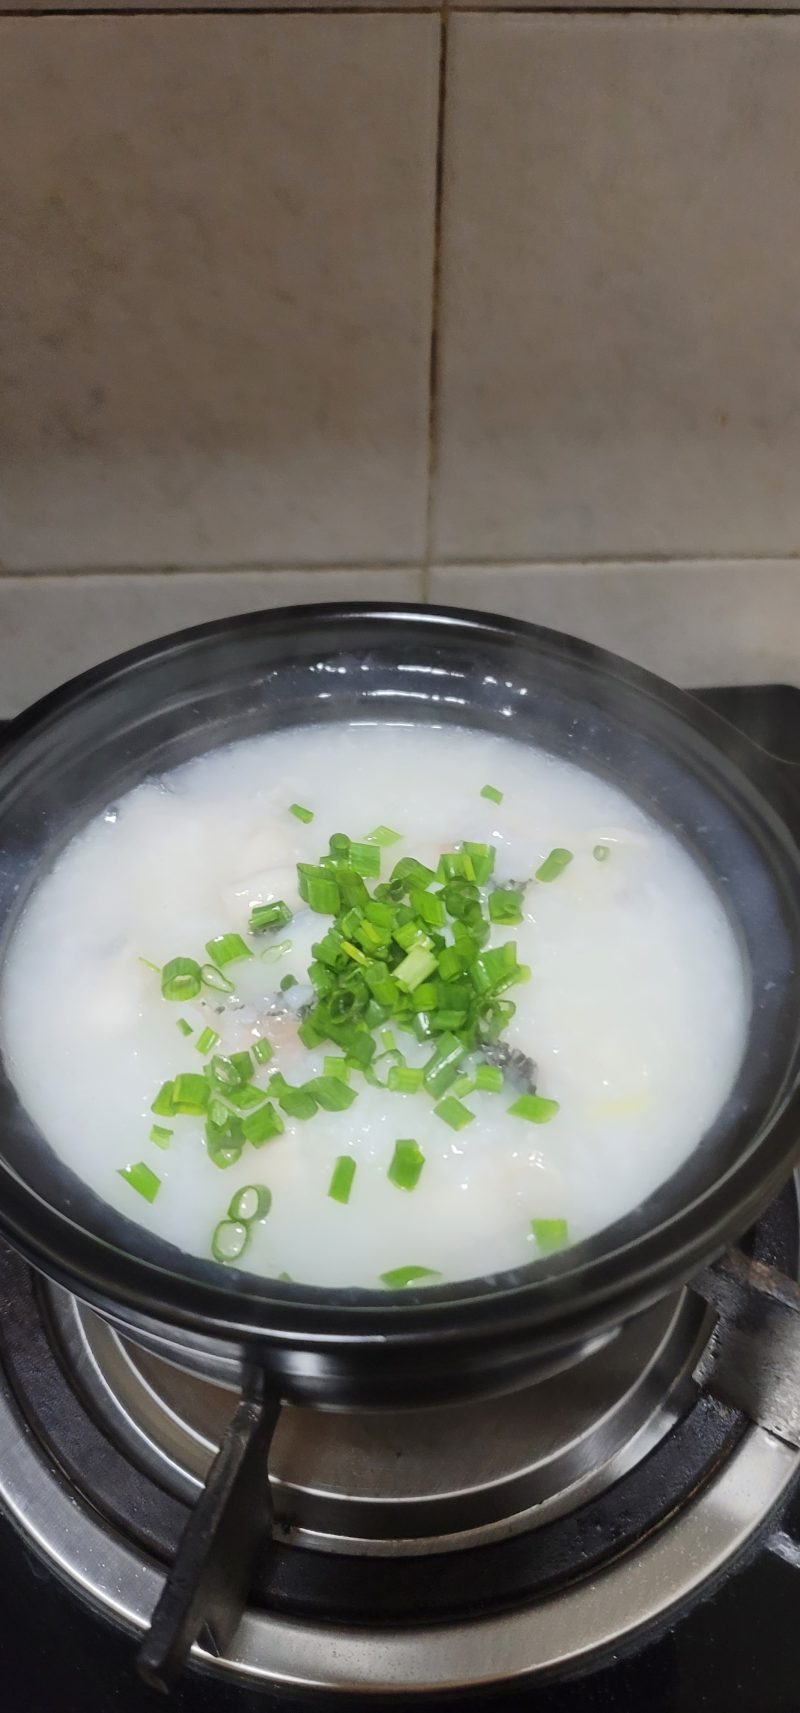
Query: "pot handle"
137 1383 280 1690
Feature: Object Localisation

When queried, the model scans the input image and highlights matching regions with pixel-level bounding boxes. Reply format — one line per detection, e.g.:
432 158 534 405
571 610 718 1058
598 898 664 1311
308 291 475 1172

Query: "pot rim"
0 600 798 1355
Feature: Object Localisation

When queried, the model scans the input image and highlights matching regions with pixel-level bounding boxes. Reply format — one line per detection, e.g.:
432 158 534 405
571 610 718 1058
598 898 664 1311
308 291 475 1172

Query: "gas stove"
0 682 798 1713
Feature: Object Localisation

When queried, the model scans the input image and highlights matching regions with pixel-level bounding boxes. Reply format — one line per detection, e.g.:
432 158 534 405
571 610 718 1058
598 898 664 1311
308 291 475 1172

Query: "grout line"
0 561 422 579
430 552 800 568
3 6 800 15
422 6 449 604
0 6 440 14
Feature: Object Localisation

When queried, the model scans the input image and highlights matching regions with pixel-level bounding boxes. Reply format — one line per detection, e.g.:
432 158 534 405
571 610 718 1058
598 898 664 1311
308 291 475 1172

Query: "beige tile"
430 561 800 689
435 16 800 561
0 566 422 715
0 15 439 571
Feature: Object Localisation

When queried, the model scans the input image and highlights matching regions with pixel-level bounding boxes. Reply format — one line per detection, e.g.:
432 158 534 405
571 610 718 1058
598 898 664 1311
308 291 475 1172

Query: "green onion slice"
118 1161 161 1203
306 1075 358 1112
535 848 574 884
195 1026 220 1056
228 1184 272 1223
211 1220 249 1263
205 933 253 969
252 1037 274 1065
328 1155 357 1205
278 1086 319 1121
387 1063 424 1094
249 900 293 935
176 1018 193 1038
508 1093 560 1123
161 957 202 1001
151 1080 176 1117
290 803 314 824
488 888 524 925
366 826 402 847
242 1102 284 1147
323 1055 350 1082
380 1265 440 1289
388 1138 425 1192
149 1125 172 1149
474 1064 504 1094
434 1095 475 1131
480 784 503 805
531 1217 569 1252
593 844 610 862
172 1073 210 1115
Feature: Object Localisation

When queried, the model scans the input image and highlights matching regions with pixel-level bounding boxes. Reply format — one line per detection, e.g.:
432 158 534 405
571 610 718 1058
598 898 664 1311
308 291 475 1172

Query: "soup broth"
0 722 748 1289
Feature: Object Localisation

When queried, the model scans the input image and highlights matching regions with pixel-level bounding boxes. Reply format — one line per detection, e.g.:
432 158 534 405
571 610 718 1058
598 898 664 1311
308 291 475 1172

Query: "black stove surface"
1 681 799 1713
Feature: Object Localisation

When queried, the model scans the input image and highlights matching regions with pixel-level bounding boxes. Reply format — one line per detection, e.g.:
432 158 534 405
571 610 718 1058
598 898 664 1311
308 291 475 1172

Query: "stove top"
0 682 798 1713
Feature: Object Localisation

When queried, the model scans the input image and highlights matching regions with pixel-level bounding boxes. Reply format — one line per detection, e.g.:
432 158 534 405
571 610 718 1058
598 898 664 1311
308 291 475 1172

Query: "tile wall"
0 5 798 713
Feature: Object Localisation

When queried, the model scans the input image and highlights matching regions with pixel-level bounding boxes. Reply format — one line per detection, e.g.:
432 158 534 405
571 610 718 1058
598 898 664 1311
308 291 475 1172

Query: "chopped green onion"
290 803 314 824
380 1029 397 1053
252 1037 273 1066
200 962 235 994
297 864 341 915
118 1161 161 1203
388 1138 425 1192
211 1054 245 1088
463 841 496 885
508 1093 560 1123
434 1096 475 1131
410 889 447 928
205 933 253 969
341 940 369 966
230 1050 254 1082
366 826 402 847
480 784 503 805
278 1086 319 1121
535 848 574 884
172 1073 210 1115
423 1032 468 1098
488 888 524 925
225 1083 270 1112
249 900 293 935
138 957 160 973
394 944 438 992
531 1217 569 1252
195 1026 220 1056
211 1219 249 1263
449 1074 475 1099
205 1113 245 1168
242 1102 284 1147
306 1075 358 1112
593 844 610 862
161 957 202 1002
390 856 437 891
151 1080 176 1117
261 938 292 965
387 1063 424 1094
228 1184 272 1223
323 1055 350 1082
149 1125 172 1149
347 841 381 878
380 1265 440 1289
475 1064 504 1094
280 972 298 991
328 1155 357 1205
176 1018 193 1038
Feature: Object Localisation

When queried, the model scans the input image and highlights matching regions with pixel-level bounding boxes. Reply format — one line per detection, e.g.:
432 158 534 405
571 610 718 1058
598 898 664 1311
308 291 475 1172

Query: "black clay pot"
0 603 797 1408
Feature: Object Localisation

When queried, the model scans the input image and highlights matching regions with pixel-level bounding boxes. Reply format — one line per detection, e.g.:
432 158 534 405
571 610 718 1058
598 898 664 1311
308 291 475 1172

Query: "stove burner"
0 1181 798 1696
45 1281 711 1555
